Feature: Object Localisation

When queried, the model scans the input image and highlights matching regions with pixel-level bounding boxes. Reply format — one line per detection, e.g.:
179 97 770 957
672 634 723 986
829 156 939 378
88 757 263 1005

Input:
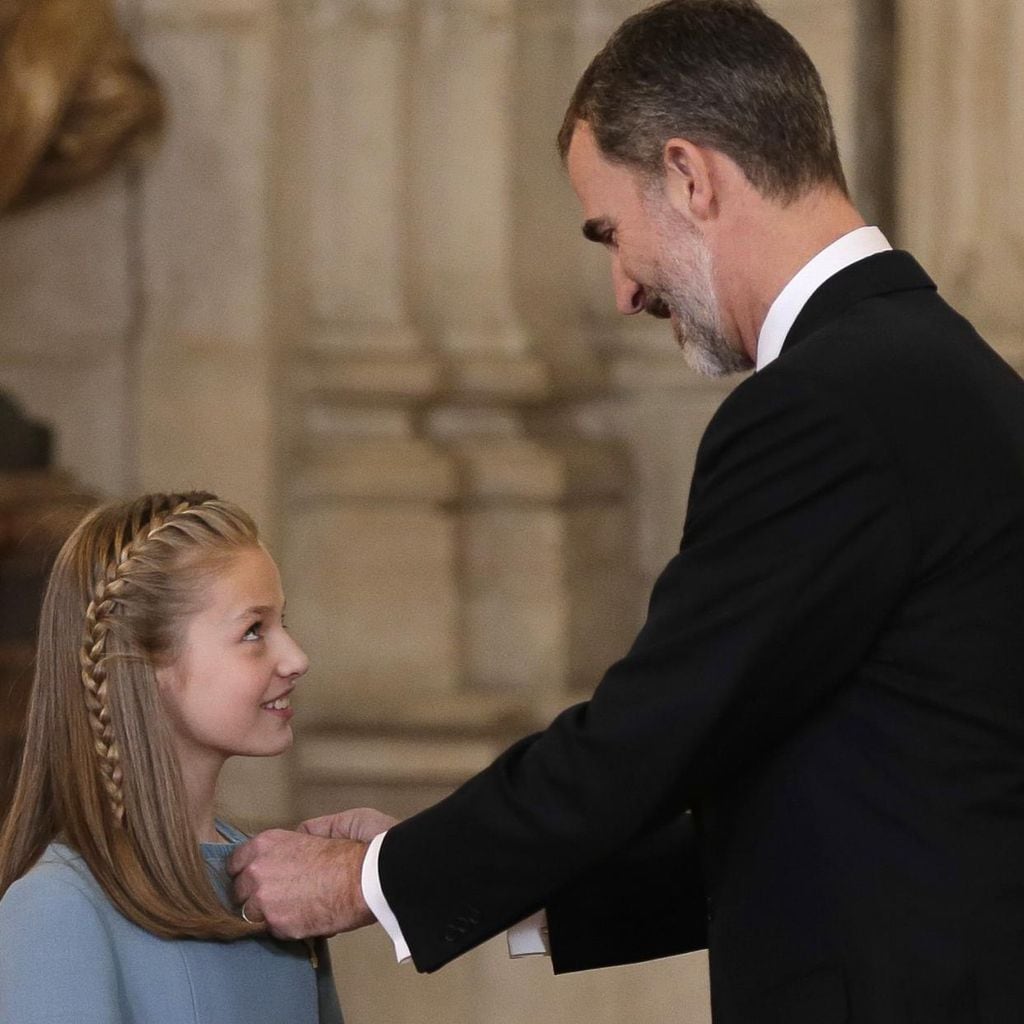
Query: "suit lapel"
781 250 937 356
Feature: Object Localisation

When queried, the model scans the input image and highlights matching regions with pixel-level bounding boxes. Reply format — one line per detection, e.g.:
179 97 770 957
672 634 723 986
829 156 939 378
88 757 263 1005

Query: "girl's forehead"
201 546 284 621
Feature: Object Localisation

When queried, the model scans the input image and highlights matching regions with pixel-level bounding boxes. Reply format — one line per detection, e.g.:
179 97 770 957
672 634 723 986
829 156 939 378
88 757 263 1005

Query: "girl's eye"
242 621 263 642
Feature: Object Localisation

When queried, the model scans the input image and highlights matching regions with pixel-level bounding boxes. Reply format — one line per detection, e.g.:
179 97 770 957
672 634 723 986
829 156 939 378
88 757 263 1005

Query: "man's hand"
228 829 375 940
299 807 399 842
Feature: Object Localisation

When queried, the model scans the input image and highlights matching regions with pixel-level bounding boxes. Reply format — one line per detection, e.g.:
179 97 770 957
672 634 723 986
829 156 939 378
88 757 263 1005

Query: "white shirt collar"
755 226 893 371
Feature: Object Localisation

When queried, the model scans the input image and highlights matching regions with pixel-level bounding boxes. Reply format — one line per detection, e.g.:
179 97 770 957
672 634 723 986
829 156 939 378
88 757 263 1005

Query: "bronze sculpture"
0 0 164 213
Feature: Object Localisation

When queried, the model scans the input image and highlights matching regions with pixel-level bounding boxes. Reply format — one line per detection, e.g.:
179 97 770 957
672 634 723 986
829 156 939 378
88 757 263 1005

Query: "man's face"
566 123 751 377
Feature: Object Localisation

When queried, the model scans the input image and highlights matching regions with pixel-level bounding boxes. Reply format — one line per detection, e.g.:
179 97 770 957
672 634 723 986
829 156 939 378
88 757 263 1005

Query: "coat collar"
780 250 937 357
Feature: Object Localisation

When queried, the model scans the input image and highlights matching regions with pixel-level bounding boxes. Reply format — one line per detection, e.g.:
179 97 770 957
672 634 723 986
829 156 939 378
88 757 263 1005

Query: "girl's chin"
226 728 294 759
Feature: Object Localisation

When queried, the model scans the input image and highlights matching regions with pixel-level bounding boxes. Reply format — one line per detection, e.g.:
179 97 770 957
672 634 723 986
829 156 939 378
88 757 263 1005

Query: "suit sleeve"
545 811 707 973
379 366 915 972
0 872 123 1024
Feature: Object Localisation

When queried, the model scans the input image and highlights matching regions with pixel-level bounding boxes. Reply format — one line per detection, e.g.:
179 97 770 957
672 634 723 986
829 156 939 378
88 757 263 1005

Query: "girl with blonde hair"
0 492 343 1023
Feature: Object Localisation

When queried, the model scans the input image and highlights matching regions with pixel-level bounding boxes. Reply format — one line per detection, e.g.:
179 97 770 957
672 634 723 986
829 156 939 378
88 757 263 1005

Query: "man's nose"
611 261 645 315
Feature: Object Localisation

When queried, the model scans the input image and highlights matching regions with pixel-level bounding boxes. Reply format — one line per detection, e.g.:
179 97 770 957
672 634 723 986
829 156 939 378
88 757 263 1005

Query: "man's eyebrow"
582 218 614 243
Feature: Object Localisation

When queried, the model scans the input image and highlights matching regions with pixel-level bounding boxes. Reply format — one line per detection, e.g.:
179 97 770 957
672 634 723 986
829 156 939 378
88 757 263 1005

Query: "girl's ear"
154 662 179 694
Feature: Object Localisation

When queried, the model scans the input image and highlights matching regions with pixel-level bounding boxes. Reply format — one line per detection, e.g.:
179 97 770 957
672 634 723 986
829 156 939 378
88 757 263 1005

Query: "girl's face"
159 544 309 764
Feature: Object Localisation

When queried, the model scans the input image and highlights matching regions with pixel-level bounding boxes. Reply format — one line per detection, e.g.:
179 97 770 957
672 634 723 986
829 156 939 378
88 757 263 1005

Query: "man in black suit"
230 2 1024 1020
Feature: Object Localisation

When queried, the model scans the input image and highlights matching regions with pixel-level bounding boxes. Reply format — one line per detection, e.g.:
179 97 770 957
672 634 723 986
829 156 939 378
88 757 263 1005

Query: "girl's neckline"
198 819 247 857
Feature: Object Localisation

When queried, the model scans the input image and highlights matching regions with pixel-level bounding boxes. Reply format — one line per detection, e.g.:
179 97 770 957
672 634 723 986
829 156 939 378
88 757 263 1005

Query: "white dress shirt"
362 225 894 965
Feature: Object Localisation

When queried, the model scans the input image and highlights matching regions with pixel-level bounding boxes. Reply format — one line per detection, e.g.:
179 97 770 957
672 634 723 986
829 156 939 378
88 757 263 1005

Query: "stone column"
303 0 422 360
445 433 569 694
897 0 1024 372
136 0 278 527
408 0 546 394
282 0 463 720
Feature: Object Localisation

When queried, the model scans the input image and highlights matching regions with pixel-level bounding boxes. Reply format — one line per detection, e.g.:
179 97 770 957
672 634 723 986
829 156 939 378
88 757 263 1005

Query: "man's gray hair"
558 0 847 202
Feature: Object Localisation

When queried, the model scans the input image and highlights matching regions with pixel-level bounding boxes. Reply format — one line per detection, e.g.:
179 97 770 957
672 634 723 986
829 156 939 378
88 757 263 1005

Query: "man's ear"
662 139 715 221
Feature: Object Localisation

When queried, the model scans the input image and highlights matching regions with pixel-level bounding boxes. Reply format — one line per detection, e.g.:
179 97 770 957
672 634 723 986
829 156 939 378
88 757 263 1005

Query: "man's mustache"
645 294 672 319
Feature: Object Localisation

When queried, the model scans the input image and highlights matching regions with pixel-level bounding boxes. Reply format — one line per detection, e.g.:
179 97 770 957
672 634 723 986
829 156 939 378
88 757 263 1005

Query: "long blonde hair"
0 492 264 939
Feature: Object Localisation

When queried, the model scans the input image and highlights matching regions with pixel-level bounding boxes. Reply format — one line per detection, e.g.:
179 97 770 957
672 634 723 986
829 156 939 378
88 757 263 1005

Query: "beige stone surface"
295 439 457 502
303 0 420 348
293 354 444 400
283 505 460 714
565 504 644 692
141 0 272 27
765 0 859 193
409 0 531 357
329 926 711 1024
137 20 277 527
461 505 568 692
137 343 274 515
445 355 551 402
451 439 564 502
217 751 296 827
0 182 130 355
897 0 1024 357
0 353 135 497
0 179 133 495
139 25 274 351
299 733 505 784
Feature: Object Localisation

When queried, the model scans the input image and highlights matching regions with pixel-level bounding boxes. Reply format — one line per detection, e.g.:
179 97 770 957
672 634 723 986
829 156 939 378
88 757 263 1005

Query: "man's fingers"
232 870 255 905
226 836 256 877
297 807 399 843
298 814 335 837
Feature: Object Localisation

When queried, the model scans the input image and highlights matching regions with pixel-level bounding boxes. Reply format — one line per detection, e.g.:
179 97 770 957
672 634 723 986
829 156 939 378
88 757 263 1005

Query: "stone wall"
0 1 1021 1022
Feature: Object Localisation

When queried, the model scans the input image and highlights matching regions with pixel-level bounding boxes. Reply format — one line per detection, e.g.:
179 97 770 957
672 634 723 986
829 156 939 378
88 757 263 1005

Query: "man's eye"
242 621 263 641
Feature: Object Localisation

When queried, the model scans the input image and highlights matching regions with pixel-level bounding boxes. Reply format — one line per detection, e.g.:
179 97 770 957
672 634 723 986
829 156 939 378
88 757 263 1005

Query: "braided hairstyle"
0 492 267 939
76 496 232 827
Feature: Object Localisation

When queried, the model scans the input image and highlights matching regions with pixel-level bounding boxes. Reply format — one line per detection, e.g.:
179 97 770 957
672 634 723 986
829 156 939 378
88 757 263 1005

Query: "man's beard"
644 213 753 378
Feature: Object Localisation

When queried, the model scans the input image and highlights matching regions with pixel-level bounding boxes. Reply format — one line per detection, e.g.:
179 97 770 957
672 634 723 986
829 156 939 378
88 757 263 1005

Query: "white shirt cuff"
362 831 551 965
507 909 550 957
362 831 411 964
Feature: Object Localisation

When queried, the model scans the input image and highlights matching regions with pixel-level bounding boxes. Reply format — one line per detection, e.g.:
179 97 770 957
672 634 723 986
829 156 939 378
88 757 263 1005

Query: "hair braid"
77 497 207 826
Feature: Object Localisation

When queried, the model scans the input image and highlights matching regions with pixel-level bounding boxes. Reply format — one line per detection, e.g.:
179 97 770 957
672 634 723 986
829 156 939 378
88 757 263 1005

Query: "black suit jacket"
379 252 1024 1024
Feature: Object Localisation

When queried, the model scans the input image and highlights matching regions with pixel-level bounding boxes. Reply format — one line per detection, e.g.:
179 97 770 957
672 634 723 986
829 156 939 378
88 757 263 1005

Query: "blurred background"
1 0 1021 1020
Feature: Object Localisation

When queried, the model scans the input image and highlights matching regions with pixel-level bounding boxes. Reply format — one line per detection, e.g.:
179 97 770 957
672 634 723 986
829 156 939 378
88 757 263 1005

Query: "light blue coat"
0 822 343 1023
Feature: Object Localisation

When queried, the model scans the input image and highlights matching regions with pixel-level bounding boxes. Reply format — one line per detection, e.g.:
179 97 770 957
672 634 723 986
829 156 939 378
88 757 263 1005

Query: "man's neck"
713 188 866 363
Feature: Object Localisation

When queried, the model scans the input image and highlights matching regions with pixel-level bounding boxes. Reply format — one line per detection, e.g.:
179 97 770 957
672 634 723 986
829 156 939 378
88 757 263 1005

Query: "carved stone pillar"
443 432 569 694
282 0 462 720
898 0 1024 372
136 1 278 528
409 0 547 394
304 0 422 359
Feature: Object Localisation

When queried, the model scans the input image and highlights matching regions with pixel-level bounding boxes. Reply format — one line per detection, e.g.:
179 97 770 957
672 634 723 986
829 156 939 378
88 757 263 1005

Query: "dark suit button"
444 927 460 943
